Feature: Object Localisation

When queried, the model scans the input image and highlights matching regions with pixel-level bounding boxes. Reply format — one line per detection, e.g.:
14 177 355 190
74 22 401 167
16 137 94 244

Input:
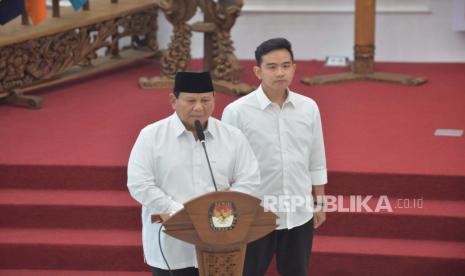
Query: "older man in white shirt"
128 71 261 276
222 38 328 276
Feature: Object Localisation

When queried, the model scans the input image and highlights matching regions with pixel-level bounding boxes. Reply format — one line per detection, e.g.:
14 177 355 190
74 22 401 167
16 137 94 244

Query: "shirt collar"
285 91 297 107
171 112 216 140
204 118 216 140
256 85 296 110
171 112 187 137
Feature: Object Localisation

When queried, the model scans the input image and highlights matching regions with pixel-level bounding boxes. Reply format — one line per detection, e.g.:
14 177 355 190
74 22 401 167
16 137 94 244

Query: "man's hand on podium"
151 213 171 223
151 205 183 224
160 213 171 222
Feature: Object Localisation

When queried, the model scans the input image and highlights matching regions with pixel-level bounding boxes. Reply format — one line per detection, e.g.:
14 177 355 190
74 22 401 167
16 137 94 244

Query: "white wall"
157 0 465 62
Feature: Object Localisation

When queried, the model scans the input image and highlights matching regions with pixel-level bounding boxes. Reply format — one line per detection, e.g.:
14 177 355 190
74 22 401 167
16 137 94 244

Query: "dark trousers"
151 267 199 276
243 218 314 276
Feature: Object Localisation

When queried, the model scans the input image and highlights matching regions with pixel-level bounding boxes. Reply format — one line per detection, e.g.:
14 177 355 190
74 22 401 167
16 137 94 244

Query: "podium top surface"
163 191 278 250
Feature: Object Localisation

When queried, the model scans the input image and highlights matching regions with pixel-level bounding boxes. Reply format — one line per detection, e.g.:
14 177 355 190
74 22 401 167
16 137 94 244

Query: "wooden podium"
153 191 277 276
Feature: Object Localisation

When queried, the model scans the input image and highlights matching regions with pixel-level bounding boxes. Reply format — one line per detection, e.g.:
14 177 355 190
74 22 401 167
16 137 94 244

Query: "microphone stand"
195 120 218 192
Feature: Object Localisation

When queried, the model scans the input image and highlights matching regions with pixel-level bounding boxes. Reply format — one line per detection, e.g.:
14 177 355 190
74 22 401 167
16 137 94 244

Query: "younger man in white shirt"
222 38 328 276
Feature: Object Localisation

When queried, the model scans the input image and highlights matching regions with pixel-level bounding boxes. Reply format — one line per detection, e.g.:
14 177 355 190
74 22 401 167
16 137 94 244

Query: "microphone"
194 120 218 192
194 120 206 142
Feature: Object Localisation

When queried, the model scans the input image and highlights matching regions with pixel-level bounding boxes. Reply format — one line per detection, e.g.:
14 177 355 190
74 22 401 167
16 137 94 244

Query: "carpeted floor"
0 59 464 275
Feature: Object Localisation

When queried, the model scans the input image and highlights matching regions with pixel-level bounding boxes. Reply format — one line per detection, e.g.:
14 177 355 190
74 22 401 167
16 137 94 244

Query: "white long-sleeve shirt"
222 85 327 230
127 112 260 269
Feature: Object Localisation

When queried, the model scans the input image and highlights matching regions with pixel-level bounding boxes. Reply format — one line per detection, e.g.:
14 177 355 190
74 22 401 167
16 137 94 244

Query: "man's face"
254 49 296 93
170 92 215 131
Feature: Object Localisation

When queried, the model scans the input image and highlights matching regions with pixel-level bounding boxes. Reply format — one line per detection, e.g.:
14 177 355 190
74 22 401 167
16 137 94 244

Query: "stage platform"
0 60 464 275
0 60 464 176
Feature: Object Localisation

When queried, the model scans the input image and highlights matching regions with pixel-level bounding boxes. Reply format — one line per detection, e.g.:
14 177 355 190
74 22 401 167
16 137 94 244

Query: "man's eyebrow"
265 61 291 66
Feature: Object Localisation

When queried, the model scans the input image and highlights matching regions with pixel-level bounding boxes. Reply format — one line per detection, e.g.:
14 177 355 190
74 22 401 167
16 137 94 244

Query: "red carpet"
0 59 464 275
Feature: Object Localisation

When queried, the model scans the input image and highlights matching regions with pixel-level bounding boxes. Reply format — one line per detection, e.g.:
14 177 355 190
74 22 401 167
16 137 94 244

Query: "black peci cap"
173 71 214 97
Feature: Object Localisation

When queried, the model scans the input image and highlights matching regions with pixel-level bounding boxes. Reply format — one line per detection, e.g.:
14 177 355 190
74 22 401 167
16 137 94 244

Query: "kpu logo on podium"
208 201 238 231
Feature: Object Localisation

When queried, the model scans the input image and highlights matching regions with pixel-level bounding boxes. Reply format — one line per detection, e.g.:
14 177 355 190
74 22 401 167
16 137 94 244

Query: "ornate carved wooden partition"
0 0 160 108
301 0 427 86
139 0 255 96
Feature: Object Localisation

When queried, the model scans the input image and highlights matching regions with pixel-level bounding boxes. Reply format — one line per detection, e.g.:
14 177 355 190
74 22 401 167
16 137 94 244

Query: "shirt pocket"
208 155 233 191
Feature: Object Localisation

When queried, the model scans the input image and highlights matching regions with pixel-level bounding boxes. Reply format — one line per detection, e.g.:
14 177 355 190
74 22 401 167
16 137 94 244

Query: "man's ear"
169 93 177 110
253 65 262 80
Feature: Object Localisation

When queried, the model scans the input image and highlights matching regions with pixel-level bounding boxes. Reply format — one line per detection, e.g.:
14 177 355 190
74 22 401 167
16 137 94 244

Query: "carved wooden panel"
202 250 240 276
142 0 254 96
0 7 158 94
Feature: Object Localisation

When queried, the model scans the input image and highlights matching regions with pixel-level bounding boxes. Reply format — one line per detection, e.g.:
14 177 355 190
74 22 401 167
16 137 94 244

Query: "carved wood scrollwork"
204 252 238 276
142 0 254 96
112 10 159 54
157 0 198 78
199 0 244 83
1 33 81 91
161 24 192 78
0 6 159 107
